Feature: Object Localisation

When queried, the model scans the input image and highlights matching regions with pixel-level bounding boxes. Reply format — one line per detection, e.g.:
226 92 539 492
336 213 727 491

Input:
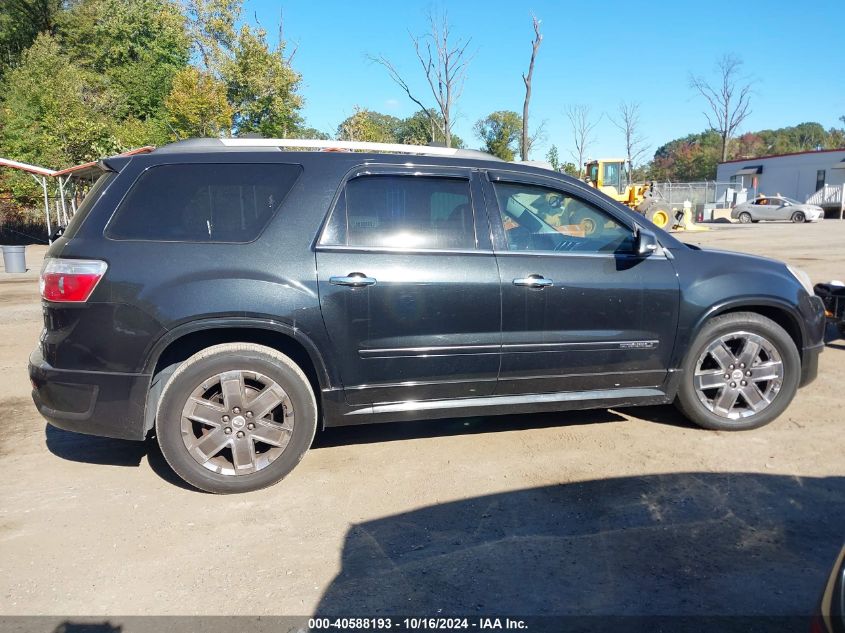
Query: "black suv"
29 139 826 493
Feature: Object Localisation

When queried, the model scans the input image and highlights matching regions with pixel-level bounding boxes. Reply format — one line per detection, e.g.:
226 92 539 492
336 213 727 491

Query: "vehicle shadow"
43 424 198 491
312 408 628 449
43 403 694 480
314 472 845 622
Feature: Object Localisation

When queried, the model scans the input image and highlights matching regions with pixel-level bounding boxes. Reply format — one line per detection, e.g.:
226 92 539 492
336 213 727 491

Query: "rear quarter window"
62 171 116 239
106 163 301 242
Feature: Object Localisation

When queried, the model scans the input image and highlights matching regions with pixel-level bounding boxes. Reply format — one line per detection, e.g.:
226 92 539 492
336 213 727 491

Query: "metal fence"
650 181 737 208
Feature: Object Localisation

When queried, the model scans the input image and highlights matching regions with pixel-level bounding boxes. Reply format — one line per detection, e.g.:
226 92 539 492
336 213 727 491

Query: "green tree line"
1 0 844 213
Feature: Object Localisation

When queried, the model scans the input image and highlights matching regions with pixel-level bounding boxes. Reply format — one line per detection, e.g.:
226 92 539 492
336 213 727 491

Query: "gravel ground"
0 221 843 621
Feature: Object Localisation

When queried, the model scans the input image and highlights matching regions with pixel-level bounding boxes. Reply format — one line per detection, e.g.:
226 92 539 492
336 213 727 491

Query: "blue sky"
245 0 844 162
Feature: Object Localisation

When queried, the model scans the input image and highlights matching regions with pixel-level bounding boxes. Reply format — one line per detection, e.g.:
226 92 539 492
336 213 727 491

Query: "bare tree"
610 101 649 180
520 14 542 161
565 104 599 178
369 10 473 148
690 54 753 163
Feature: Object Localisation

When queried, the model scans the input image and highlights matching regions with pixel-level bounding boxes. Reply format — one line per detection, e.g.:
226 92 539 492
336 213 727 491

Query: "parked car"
29 139 826 493
813 545 845 633
732 195 824 224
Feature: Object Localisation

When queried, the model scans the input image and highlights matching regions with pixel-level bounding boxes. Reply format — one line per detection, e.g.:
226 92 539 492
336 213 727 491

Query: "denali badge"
619 341 656 349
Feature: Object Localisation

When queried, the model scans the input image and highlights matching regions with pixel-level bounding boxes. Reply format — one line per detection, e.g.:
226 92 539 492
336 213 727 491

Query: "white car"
732 195 824 224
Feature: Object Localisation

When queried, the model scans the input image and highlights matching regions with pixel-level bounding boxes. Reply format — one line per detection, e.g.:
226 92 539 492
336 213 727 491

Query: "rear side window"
321 175 476 250
62 171 116 239
106 163 301 242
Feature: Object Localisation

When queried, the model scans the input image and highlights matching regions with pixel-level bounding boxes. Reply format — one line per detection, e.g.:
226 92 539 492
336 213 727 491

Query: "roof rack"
158 137 501 160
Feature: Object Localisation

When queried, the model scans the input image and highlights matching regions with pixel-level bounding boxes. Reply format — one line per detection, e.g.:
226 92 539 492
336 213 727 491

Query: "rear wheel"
738 212 752 224
791 211 806 223
675 312 800 431
155 343 317 493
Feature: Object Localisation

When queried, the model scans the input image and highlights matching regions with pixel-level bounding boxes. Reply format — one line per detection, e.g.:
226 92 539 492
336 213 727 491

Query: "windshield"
782 197 803 205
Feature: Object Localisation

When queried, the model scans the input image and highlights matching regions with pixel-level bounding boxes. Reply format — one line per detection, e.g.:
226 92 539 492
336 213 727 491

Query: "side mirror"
635 228 659 256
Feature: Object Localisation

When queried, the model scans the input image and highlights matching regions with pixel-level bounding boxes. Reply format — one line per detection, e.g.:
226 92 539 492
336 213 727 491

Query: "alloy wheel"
693 331 784 420
180 369 294 475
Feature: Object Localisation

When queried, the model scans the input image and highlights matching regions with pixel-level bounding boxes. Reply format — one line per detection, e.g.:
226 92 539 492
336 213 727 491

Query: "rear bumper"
28 347 150 441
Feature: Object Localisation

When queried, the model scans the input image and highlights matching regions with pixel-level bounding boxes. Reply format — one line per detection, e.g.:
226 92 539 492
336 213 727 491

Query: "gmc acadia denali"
29 138 826 493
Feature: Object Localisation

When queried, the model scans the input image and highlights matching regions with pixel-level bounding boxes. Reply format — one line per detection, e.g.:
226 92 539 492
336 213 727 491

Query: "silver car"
732 195 824 224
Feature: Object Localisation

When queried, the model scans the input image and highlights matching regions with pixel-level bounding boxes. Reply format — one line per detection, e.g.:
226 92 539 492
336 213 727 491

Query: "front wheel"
675 312 800 431
155 343 317 493
738 212 752 224
791 211 806 223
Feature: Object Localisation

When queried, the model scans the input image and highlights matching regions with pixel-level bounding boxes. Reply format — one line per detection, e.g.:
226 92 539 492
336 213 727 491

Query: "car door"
757 198 779 221
482 170 680 396
315 165 501 406
769 197 790 220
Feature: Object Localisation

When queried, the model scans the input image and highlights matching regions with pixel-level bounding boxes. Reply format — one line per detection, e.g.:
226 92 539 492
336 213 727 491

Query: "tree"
474 110 522 161
546 144 560 171
610 101 649 180
0 0 63 76
395 108 464 148
0 33 123 196
164 65 232 138
565 104 598 177
690 54 753 163
650 130 722 181
370 10 473 148
336 107 401 143
560 162 579 178
182 0 240 73
520 14 542 161
223 24 303 137
59 0 190 120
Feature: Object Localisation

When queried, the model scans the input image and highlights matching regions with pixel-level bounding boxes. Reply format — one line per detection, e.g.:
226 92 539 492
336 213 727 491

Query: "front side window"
492 182 635 254
322 175 476 250
107 163 301 242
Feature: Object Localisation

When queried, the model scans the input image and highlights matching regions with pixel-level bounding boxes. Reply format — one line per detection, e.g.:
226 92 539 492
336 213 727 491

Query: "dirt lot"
0 222 843 621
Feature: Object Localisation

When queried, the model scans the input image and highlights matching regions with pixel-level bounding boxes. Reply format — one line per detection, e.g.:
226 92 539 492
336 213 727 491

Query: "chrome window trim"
315 244 495 256
316 164 484 252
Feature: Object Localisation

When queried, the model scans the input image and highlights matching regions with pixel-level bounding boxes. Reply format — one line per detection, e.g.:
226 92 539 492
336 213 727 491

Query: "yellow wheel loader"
584 159 708 232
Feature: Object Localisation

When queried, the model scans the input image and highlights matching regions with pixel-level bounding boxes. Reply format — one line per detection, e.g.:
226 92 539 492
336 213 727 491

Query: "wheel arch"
693 299 805 360
141 318 335 433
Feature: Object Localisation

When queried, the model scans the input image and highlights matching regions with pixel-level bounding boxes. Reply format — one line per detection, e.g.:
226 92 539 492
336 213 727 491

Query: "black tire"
791 211 806 223
738 212 752 224
155 343 317 493
675 312 800 431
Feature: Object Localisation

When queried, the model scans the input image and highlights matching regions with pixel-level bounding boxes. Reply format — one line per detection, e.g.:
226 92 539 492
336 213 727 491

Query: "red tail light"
40 258 108 303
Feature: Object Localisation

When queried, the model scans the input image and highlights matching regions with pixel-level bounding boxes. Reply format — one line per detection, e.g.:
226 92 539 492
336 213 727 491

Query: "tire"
791 211 806 223
675 312 800 431
646 206 672 229
738 212 752 224
155 343 317 493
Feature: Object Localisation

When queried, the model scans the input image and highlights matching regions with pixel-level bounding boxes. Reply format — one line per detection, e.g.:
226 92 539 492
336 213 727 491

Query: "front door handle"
330 272 377 287
513 275 554 288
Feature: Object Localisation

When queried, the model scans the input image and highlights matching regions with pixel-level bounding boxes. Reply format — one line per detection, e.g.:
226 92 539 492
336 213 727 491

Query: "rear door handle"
330 272 377 287
513 275 554 288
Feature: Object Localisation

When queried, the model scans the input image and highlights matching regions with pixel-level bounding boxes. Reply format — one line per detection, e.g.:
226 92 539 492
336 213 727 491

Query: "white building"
716 149 845 212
